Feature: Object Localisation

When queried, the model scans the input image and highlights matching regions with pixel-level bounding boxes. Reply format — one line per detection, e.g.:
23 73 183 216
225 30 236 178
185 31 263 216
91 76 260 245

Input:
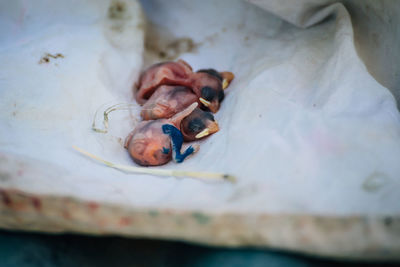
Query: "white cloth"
1 0 399 224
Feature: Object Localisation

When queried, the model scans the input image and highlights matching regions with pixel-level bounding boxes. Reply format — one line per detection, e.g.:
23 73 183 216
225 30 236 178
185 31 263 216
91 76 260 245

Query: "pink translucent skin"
140 85 198 121
135 60 231 113
125 103 198 166
135 60 193 105
124 120 172 166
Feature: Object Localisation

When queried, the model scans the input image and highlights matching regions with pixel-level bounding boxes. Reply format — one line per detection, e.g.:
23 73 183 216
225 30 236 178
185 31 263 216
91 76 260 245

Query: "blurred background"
1 230 399 267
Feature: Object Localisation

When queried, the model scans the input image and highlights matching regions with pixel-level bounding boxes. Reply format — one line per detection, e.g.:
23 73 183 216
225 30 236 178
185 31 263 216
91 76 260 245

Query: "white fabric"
1 0 400 216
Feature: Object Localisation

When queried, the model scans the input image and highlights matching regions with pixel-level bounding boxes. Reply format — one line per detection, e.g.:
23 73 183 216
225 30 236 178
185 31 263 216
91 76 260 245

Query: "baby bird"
140 85 197 121
180 107 219 142
135 60 193 105
125 103 200 166
135 60 234 113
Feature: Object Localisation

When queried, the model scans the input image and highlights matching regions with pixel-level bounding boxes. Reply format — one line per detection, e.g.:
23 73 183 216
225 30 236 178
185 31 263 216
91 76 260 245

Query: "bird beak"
208 121 219 134
222 79 229 90
220 72 235 90
199 98 219 113
195 121 219 139
208 102 219 113
195 128 210 139
199 97 211 107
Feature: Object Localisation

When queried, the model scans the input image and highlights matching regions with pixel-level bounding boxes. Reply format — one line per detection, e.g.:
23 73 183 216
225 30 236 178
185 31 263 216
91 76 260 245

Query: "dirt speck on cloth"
143 22 198 67
38 53 64 64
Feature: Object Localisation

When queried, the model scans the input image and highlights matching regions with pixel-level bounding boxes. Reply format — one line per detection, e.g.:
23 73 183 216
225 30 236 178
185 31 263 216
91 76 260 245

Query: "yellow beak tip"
199 98 211 107
222 79 229 89
195 128 210 139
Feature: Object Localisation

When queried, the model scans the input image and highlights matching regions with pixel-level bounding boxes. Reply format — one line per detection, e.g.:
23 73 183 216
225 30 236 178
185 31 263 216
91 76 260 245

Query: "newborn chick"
180 108 219 142
135 60 192 105
125 103 199 166
135 60 234 113
195 69 235 112
140 86 219 142
140 85 197 121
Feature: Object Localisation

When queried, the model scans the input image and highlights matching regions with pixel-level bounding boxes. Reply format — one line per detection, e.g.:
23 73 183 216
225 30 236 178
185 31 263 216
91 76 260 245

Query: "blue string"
162 124 195 163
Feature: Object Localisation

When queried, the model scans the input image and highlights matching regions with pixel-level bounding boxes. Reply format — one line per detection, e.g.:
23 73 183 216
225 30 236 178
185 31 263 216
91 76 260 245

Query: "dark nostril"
201 86 216 101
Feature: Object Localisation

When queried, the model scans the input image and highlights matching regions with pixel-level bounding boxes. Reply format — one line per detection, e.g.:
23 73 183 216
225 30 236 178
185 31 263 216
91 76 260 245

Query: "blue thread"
162 147 170 154
162 124 195 163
